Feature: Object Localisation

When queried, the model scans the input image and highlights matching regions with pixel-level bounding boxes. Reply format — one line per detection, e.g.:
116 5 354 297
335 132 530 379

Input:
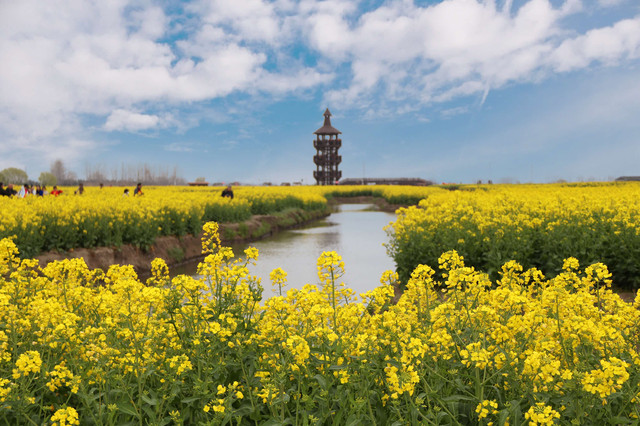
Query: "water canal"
174 204 397 298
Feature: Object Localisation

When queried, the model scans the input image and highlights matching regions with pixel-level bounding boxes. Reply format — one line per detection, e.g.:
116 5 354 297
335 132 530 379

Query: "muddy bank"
36 208 330 277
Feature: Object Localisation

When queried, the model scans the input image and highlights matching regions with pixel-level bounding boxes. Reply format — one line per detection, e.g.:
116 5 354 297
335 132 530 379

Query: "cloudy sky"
1 0 639 184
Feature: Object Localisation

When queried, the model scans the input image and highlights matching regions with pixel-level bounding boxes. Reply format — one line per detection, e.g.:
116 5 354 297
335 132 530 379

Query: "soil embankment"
36 208 330 277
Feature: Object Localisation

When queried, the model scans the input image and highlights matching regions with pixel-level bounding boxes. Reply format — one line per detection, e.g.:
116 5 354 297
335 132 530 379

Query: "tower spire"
314 108 341 135
323 108 332 127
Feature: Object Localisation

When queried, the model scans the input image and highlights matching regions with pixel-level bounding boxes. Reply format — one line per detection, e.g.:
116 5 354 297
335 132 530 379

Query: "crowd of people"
0 182 145 198
1 182 234 199
0 182 63 197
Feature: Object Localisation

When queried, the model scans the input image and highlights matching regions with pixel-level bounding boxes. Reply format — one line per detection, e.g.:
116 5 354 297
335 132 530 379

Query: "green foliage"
222 226 238 241
0 167 28 184
251 222 271 239
167 246 185 263
38 171 57 186
237 223 249 238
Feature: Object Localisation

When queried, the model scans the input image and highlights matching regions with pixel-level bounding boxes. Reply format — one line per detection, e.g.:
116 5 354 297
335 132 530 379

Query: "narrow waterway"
175 204 397 298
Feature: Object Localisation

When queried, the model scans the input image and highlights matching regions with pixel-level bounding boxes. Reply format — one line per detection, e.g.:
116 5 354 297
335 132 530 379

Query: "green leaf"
141 394 159 406
314 374 327 389
260 419 285 426
436 410 450 422
498 409 510 426
329 364 347 370
118 401 139 418
345 413 365 426
610 417 635 424
141 403 156 419
441 395 475 403
233 403 254 417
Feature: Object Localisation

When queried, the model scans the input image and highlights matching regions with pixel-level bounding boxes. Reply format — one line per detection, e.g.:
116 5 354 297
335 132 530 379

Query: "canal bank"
36 207 331 277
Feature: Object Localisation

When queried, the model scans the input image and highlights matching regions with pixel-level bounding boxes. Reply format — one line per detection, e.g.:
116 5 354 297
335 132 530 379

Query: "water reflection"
178 204 397 298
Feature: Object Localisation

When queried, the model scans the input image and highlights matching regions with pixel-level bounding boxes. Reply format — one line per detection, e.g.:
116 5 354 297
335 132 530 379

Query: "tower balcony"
313 155 342 165
314 139 342 150
314 170 342 184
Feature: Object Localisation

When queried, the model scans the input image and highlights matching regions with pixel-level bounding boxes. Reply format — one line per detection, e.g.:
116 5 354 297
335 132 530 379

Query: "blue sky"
1 0 639 184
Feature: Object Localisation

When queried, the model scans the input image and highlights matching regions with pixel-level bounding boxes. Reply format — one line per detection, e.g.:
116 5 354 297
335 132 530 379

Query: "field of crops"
1 222 639 424
0 184 437 260
0 186 328 258
2 182 640 424
387 182 640 290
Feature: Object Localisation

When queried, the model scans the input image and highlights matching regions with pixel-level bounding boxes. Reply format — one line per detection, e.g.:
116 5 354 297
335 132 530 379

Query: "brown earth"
36 208 330 278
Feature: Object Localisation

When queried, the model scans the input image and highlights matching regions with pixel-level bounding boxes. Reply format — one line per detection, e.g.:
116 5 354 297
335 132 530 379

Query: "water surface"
178 204 397 298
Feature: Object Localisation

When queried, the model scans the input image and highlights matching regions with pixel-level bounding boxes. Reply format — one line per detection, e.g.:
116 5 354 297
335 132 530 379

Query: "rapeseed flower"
50 406 79 426
12 351 42 379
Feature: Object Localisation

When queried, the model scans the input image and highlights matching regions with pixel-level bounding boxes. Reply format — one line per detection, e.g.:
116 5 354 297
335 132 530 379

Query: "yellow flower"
582 357 630 399
50 406 80 426
524 403 560 426
476 399 498 420
13 350 42 379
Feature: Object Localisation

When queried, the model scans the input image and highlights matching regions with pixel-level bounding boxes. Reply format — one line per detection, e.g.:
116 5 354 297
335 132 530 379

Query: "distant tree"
84 163 107 184
50 159 68 184
66 171 78 184
0 167 28 184
195 177 206 183
80 161 186 185
38 172 57 186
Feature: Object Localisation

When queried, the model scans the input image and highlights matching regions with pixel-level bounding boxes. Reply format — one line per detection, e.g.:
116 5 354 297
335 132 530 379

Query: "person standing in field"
3 184 17 197
18 184 31 198
74 183 84 195
221 185 234 199
51 186 63 196
134 183 143 196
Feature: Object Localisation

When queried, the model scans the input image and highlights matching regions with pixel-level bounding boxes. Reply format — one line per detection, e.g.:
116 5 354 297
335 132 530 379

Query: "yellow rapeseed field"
2 182 640 423
388 182 640 289
0 186 327 257
1 221 639 424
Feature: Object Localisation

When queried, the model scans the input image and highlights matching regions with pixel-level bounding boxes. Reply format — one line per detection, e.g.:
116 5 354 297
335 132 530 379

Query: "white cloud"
104 109 161 131
305 12 353 60
316 0 640 111
198 0 281 44
550 17 640 72
1 0 639 173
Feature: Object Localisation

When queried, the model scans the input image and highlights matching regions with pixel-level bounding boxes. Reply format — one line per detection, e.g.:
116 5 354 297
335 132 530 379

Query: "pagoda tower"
313 108 342 185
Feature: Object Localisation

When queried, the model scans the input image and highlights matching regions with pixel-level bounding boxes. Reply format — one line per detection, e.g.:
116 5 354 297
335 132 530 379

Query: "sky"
1 0 639 185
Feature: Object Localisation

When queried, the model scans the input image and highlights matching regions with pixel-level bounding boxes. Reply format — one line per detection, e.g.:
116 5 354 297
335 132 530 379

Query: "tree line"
0 160 187 186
